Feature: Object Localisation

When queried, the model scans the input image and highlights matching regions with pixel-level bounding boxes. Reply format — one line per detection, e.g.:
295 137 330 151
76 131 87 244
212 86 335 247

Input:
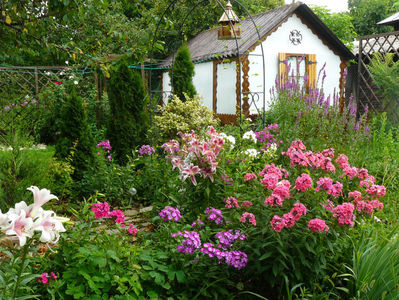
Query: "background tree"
311 6 357 49
106 59 149 165
170 44 196 101
55 89 95 180
348 0 399 36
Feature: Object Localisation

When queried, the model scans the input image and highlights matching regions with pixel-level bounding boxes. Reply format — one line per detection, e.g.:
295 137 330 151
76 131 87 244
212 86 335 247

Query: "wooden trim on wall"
241 56 250 116
233 57 240 118
213 60 218 114
160 70 164 106
339 59 347 113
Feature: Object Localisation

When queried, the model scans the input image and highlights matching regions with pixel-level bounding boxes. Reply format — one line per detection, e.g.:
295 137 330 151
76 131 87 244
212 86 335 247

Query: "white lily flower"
34 211 66 243
27 186 58 208
5 210 34 247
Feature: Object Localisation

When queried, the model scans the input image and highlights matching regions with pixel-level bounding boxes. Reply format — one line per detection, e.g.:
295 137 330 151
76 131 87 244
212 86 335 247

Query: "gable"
160 2 353 68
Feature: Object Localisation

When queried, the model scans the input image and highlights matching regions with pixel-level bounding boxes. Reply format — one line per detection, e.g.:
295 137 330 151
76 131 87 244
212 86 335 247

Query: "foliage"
55 89 95 180
153 94 219 142
106 59 149 165
170 44 196 100
347 226 399 299
368 53 399 123
348 0 399 36
311 5 357 49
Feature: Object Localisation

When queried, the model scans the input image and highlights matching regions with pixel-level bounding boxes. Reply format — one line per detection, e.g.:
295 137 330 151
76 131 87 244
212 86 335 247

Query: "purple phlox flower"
176 230 201 254
215 229 246 250
96 140 112 150
205 207 223 224
159 206 182 222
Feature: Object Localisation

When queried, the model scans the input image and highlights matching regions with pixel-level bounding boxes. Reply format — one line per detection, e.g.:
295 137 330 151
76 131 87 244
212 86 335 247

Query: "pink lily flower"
6 210 34 246
182 164 201 186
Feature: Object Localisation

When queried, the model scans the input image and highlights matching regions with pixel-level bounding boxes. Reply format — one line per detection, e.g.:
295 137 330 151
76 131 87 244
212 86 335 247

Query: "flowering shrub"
96 139 112 161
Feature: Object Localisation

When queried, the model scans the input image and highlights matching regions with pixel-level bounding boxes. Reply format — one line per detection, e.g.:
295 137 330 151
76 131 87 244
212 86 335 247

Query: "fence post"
356 37 362 112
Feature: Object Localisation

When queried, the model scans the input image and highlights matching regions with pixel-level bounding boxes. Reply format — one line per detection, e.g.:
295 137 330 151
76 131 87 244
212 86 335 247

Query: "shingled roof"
161 2 353 67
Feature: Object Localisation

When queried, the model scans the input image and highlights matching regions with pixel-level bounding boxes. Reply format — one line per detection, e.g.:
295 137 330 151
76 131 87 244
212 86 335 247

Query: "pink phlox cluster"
295 173 313 191
244 173 257 182
109 210 125 224
308 218 329 232
200 243 248 269
315 177 343 198
91 202 111 219
259 163 288 179
225 197 239 208
173 230 201 254
191 219 205 228
270 215 285 232
240 212 256 226
282 140 310 167
159 206 182 222
358 168 369 180
332 203 355 226
36 272 57 284
321 199 335 212
348 191 362 202
360 175 375 188
215 229 246 250
205 207 223 224
163 127 225 186
138 144 155 156
241 201 253 207
270 203 307 232
321 148 334 158
349 191 383 215
290 203 307 221
264 180 291 206
260 173 279 190
128 224 138 236
366 184 386 198
91 202 127 225
96 140 112 150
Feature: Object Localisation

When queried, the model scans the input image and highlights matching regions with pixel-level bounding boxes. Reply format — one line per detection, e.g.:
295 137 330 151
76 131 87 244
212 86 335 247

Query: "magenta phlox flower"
109 209 125 224
241 201 253 207
360 175 375 188
225 197 239 208
366 184 386 198
290 203 307 221
260 173 279 190
205 207 223 224
128 224 138 236
308 218 329 232
295 173 313 192
159 206 182 222
91 202 111 219
348 191 362 202
332 203 355 226
182 163 201 186
270 215 286 232
321 148 335 158
240 212 256 226
96 140 112 150
358 168 369 180
335 154 349 167
139 144 155 156
221 174 234 186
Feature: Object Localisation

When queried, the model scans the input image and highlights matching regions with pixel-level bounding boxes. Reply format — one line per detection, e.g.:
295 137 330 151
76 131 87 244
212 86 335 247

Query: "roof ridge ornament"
218 1 240 24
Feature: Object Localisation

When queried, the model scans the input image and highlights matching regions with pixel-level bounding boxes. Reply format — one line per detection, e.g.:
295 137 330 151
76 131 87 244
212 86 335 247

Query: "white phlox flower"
242 131 257 144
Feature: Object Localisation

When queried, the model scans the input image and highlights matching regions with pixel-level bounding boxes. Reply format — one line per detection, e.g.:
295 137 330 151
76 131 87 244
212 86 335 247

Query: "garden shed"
160 1 354 123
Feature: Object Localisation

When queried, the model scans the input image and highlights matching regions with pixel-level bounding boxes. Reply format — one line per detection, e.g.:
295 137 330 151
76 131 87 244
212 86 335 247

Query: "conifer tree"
55 89 95 180
106 59 149 165
170 44 196 101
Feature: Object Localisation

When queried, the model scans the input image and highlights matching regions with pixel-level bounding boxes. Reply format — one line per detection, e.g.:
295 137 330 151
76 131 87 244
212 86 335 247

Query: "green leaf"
175 270 185 283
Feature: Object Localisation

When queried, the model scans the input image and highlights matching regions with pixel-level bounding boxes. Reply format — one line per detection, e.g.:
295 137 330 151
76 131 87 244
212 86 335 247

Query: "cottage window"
278 53 317 89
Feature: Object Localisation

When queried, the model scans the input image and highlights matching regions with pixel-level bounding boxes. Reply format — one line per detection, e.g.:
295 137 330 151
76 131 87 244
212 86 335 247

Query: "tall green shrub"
106 59 149 165
170 44 196 101
55 89 95 180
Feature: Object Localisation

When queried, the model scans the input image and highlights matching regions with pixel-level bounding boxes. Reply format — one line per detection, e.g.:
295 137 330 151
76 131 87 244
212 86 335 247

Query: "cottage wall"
247 13 342 113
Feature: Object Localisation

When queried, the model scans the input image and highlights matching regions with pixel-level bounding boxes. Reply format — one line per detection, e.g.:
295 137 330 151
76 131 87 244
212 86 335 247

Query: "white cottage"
160 1 354 124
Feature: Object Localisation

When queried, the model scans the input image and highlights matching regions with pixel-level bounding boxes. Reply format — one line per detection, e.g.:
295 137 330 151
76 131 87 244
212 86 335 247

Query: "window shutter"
278 53 287 86
307 54 317 88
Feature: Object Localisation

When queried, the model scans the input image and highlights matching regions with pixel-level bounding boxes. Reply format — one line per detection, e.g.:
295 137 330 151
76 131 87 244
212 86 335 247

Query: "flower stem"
12 239 32 299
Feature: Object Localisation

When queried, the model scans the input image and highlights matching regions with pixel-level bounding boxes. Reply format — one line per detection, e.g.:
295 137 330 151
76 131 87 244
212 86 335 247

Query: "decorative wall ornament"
289 30 302 45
